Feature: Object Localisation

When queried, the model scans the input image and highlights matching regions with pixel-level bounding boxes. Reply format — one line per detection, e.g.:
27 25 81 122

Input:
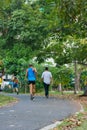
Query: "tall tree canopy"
37 0 87 65
0 0 87 69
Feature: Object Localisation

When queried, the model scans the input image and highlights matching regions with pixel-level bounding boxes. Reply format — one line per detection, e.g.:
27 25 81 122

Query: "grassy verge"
0 94 17 108
48 91 87 130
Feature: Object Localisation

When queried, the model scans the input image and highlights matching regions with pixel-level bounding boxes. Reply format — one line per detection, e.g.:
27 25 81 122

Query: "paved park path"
0 93 81 130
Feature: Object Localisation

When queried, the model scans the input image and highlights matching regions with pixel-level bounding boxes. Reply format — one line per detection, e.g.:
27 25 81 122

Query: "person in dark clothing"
41 67 52 98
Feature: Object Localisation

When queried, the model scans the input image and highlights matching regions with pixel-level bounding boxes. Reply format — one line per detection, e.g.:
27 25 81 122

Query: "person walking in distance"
12 76 19 95
41 67 52 98
26 64 37 100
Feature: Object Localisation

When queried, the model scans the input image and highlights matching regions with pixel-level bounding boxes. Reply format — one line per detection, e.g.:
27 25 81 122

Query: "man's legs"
44 83 49 98
32 84 35 96
29 83 33 99
13 83 19 95
46 84 49 98
29 83 35 100
29 83 33 95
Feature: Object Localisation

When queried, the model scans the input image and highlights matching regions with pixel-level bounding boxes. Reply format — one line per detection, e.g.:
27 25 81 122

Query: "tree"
37 0 87 93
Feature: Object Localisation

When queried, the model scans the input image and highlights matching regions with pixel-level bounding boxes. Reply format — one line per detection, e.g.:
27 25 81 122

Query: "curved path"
0 93 81 130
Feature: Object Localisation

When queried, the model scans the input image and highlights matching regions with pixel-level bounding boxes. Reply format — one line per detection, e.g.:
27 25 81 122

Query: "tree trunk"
74 61 78 94
83 89 87 95
83 82 87 95
80 85 87 96
74 61 82 94
77 72 81 91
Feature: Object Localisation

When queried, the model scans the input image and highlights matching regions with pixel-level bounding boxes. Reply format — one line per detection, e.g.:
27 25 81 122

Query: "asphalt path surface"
0 93 81 130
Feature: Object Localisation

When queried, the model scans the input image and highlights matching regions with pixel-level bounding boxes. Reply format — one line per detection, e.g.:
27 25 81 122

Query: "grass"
49 90 87 130
0 94 17 108
73 122 87 130
57 111 87 130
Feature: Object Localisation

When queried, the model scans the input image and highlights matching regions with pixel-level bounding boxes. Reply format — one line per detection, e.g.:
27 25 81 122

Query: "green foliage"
0 0 50 51
0 0 87 65
0 0 87 94
37 0 87 66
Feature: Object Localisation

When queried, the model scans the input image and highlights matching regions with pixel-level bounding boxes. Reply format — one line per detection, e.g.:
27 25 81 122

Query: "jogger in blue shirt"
26 64 37 100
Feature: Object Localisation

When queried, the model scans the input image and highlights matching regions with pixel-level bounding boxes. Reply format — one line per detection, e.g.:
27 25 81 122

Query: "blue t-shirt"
27 68 36 81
